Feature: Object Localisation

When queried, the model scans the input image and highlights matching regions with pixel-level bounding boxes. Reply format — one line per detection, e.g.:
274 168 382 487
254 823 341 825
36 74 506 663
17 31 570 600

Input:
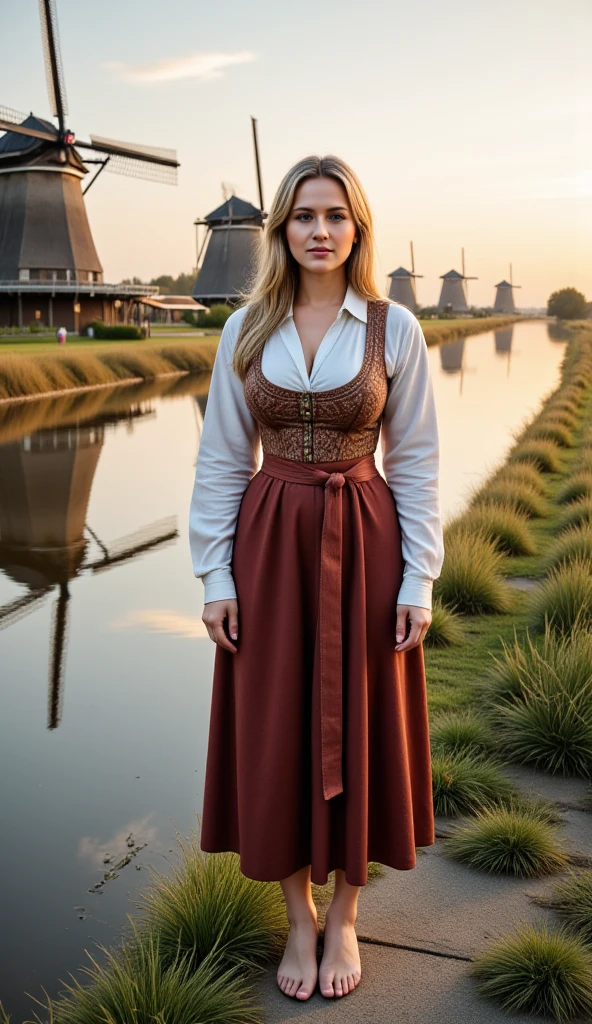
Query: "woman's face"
284 176 358 275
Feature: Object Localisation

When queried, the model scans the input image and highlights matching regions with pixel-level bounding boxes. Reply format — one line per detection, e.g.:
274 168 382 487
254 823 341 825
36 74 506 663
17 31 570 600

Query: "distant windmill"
0 411 178 729
493 263 521 313
387 241 423 312
437 248 478 312
192 116 266 307
0 0 179 331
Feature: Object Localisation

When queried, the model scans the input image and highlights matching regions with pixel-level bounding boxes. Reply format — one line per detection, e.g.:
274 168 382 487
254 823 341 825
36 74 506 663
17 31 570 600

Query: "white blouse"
189 283 445 610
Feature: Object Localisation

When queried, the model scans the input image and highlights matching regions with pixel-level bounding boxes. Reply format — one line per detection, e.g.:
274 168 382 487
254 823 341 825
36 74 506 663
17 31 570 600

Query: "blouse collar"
282 282 368 325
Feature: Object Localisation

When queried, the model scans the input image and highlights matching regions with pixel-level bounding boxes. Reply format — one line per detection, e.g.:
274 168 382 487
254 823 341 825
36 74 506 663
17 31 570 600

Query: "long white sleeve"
381 306 444 610
189 308 261 603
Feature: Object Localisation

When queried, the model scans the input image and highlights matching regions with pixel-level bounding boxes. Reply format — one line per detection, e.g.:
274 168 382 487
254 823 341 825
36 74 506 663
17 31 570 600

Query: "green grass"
430 708 496 758
424 598 464 647
434 526 512 615
470 921 592 1022
431 749 517 816
444 805 569 877
451 500 537 556
528 557 592 635
540 869 592 945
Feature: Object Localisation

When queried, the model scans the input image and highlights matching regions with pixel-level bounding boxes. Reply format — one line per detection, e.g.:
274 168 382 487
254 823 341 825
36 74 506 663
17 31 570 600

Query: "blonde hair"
232 154 383 381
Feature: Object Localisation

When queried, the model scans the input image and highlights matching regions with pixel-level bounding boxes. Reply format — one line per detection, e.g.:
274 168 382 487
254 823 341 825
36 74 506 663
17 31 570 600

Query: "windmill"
0 0 180 332
192 116 266 307
493 263 521 313
0 409 178 729
437 248 478 312
387 241 423 312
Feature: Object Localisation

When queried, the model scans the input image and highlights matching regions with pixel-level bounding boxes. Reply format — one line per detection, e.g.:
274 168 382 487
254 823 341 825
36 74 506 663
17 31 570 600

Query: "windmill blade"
38 0 68 133
86 516 178 574
75 135 179 185
0 588 51 630
0 106 57 144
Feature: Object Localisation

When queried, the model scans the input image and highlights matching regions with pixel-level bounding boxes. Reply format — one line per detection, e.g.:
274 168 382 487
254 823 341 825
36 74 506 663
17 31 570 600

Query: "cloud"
112 608 209 639
103 50 257 84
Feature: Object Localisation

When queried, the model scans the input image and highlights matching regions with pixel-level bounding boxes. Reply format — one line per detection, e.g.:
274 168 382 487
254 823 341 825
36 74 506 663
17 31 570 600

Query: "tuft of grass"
432 749 516 817
451 500 537 556
542 869 592 945
430 708 496 758
538 410 579 430
509 439 562 474
557 497 592 533
529 557 592 635
129 830 288 974
470 921 592 1021
556 473 592 505
424 597 464 647
491 459 548 495
542 522 592 575
487 623 592 777
526 422 574 448
471 480 547 519
444 805 569 877
434 526 512 615
23 920 262 1024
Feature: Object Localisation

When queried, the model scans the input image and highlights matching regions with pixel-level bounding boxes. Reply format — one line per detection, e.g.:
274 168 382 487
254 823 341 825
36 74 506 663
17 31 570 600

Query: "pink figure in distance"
56 327 67 345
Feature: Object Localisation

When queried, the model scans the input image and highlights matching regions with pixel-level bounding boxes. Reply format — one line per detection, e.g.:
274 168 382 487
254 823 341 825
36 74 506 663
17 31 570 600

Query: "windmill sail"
38 0 68 131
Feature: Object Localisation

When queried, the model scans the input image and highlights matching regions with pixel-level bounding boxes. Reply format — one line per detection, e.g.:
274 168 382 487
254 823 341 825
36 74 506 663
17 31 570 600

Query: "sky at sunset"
3 0 590 308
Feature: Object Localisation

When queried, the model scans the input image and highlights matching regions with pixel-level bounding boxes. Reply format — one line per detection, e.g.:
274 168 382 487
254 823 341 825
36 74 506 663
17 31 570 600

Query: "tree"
547 287 587 320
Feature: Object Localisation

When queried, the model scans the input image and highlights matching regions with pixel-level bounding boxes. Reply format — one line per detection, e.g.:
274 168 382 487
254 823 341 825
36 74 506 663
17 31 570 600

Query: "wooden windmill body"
494 266 521 313
192 117 266 307
387 242 422 312
437 249 477 312
0 0 179 332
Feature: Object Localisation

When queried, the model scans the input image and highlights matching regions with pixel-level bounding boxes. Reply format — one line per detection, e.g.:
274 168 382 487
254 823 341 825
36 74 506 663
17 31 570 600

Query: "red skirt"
200 451 435 886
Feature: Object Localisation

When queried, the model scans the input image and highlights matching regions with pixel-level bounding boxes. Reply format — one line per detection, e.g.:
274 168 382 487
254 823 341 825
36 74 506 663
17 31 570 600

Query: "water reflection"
0 409 178 730
0 322 569 1020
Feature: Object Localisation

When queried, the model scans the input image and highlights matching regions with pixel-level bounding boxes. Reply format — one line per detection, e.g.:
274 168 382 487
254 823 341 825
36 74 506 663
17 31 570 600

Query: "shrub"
434 527 511 615
198 304 234 329
471 921 592 1021
89 321 145 340
444 805 568 877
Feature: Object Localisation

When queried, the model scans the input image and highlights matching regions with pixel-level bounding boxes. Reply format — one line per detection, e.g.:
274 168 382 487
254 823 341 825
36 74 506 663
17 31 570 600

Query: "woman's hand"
202 599 239 653
394 604 431 652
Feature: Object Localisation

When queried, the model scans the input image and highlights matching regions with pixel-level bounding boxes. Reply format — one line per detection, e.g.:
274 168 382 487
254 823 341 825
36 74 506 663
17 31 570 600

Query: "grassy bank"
0 314 524 402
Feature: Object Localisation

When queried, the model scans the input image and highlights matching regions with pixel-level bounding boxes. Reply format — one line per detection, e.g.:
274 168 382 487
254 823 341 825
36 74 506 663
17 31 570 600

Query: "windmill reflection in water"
0 405 178 729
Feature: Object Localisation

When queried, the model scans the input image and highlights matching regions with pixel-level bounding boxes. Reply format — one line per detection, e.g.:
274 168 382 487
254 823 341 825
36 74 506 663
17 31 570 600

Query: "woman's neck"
294 268 348 310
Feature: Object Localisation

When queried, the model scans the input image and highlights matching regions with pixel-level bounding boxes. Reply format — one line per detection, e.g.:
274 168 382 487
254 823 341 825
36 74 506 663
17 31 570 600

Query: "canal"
0 319 568 1018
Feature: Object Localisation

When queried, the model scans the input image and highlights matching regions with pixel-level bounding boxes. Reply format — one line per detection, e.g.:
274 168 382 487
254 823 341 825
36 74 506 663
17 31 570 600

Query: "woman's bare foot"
319 905 362 998
277 907 319 1000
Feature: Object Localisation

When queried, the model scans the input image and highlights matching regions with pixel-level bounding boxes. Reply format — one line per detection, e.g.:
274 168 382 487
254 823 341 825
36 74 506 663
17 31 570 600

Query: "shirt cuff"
199 567 237 604
396 574 433 611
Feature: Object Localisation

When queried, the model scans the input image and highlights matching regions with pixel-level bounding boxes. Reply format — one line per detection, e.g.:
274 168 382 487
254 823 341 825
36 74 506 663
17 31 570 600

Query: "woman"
189 155 444 1002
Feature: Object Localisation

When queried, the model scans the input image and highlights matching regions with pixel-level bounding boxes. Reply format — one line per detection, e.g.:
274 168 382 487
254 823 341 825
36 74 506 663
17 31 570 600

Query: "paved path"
256 765 592 1022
